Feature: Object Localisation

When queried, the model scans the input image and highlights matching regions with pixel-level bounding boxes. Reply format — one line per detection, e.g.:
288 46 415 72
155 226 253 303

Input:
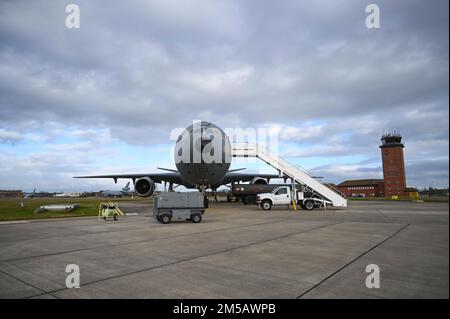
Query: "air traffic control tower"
380 132 407 196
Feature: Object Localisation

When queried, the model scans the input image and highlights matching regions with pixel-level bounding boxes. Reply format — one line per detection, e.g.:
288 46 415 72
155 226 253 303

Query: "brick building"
337 179 384 198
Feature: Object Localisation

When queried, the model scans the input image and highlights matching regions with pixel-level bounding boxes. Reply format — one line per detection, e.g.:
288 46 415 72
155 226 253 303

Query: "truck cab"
269 186 290 205
256 186 331 211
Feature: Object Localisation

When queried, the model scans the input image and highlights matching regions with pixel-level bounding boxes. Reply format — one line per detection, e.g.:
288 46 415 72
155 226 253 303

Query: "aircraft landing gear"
197 185 209 209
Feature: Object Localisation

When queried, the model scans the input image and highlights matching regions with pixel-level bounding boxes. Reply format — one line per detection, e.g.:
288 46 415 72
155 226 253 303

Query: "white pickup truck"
256 186 332 211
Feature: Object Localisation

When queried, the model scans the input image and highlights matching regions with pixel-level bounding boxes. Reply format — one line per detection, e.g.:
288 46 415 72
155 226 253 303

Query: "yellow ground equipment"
98 202 124 221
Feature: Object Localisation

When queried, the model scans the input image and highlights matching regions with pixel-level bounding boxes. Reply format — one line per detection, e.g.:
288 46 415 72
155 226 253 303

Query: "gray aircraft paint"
175 121 231 187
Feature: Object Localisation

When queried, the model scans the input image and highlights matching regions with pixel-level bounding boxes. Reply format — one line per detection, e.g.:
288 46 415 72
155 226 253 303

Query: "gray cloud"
0 129 22 143
0 0 448 190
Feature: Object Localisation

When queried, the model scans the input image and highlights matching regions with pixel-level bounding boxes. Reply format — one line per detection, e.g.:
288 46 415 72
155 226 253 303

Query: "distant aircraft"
75 121 280 206
23 188 53 198
101 182 133 198
23 188 36 198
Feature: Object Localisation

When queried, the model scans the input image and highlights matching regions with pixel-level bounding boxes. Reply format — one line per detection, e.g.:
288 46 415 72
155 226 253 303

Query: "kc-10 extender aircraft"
74 121 280 205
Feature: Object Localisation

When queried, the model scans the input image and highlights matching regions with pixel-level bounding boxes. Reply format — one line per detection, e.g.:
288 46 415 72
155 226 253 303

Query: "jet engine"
134 177 155 197
250 177 268 185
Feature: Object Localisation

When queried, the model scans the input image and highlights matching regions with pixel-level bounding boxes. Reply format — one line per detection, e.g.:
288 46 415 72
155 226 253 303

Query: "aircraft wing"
75 172 283 187
222 172 283 185
74 172 184 185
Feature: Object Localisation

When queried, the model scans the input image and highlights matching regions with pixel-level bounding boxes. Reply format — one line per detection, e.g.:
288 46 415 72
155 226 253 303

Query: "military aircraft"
23 188 54 198
101 182 133 198
22 188 36 198
74 121 280 206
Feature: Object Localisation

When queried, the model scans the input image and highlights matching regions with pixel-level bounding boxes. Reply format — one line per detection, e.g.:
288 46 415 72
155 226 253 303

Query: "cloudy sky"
0 0 448 192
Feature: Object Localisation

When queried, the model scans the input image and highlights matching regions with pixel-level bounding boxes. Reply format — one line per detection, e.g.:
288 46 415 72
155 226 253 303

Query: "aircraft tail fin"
122 182 131 192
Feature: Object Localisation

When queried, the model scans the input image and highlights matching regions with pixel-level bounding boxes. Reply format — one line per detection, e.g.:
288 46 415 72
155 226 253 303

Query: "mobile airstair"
231 143 347 208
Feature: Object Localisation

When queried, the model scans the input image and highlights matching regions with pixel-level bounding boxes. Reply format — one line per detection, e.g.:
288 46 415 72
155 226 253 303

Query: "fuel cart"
153 192 205 224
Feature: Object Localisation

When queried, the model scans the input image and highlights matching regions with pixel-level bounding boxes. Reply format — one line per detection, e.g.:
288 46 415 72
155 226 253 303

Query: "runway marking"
296 223 410 298
0 268 49 297
26 221 342 299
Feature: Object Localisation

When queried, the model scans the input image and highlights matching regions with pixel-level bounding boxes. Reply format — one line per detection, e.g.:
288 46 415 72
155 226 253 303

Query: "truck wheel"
261 200 272 211
191 213 202 223
245 196 255 205
113 214 118 221
160 214 171 224
304 201 314 211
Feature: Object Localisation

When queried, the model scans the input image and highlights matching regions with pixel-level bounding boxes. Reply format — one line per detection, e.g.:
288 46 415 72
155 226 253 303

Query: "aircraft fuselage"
174 121 232 188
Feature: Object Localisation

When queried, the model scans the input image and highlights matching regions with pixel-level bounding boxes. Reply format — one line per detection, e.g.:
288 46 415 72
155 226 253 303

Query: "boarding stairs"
231 143 347 207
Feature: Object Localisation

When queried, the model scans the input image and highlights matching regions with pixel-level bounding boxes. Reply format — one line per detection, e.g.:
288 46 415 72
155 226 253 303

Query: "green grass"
0 197 152 221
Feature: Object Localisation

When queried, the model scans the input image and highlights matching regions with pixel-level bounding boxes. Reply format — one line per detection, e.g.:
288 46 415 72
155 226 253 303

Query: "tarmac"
0 200 448 299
